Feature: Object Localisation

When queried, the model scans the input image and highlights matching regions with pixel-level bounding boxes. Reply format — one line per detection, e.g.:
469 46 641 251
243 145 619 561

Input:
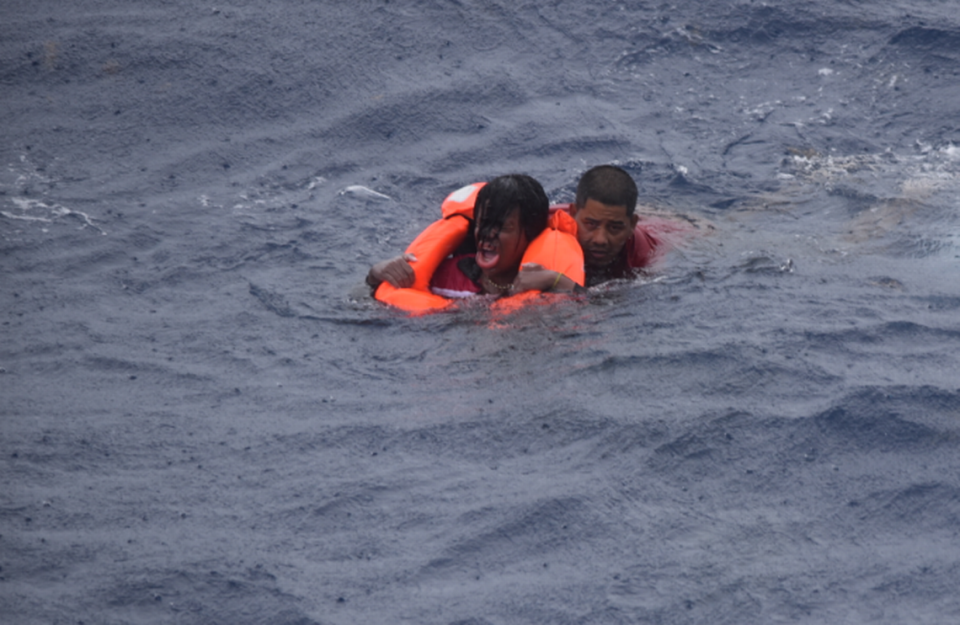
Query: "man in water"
560 165 661 287
512 165 686 292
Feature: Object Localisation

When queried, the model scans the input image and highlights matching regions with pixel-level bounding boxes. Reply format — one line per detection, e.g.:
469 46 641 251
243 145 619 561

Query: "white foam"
0 210 51 223
4 197 105 234
340 185 392 201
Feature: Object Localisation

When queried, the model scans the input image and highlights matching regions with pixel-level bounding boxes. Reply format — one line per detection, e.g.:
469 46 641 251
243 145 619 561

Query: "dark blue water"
2 1 959 623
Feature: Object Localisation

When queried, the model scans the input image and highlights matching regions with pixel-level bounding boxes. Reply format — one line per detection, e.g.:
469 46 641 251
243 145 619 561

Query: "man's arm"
511 262 583 294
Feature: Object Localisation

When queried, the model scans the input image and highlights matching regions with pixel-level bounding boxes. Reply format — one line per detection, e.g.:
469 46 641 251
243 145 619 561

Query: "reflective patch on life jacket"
447 183 480 204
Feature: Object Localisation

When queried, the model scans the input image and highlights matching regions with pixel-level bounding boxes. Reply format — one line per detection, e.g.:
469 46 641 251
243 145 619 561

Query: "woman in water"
368 174 578 298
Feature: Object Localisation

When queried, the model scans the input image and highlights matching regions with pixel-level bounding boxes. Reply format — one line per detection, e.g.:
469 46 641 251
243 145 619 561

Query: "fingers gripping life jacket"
524 209 584 284
375 183 584 313
486 208 587 315
374 183 482 312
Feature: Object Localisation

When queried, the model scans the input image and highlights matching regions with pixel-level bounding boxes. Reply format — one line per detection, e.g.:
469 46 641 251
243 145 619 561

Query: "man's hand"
512 262 576 293
367 253 417 288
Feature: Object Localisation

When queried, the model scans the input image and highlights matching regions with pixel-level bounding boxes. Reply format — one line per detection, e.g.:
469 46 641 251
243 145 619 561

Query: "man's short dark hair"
575 165 638 216
475 174 549 244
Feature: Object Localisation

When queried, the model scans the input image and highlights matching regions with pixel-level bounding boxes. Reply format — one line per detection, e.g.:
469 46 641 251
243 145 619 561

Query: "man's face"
571 199 639 269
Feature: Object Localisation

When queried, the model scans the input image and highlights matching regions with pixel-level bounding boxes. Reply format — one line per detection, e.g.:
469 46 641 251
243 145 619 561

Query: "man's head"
473 174 549 278
571 165 639 270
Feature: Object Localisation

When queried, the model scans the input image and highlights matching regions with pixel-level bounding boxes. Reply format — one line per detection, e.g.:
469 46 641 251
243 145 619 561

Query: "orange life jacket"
374 183 584 314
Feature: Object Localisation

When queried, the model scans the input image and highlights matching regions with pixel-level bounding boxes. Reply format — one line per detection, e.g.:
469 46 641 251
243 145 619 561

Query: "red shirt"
429 254 483 298
550 203 665 269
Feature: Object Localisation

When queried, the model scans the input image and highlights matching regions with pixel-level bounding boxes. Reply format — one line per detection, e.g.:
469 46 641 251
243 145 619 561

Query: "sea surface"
2 1 960 623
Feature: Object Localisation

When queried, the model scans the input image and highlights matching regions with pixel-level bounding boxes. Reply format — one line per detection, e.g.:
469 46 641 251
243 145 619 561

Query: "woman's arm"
367 253 418 289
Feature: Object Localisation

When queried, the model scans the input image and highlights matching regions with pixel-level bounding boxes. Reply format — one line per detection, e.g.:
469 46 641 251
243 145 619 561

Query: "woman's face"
474 207 529 281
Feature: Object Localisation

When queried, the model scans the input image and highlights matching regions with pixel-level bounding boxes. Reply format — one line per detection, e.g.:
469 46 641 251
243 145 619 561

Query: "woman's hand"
367 253 417 288
511 263 576 293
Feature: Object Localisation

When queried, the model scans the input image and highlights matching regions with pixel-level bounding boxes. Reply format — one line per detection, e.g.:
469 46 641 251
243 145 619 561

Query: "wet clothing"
429 254 483 298
551 203 665 287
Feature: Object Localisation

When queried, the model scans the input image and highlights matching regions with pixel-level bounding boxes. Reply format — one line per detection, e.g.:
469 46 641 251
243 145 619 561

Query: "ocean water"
2 1 960 623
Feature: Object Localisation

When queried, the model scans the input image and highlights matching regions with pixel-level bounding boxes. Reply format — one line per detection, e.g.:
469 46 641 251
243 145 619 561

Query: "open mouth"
475 241 501 270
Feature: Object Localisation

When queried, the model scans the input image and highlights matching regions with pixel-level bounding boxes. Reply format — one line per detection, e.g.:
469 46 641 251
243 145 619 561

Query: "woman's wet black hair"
474 174 549 245
575 165 638 215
